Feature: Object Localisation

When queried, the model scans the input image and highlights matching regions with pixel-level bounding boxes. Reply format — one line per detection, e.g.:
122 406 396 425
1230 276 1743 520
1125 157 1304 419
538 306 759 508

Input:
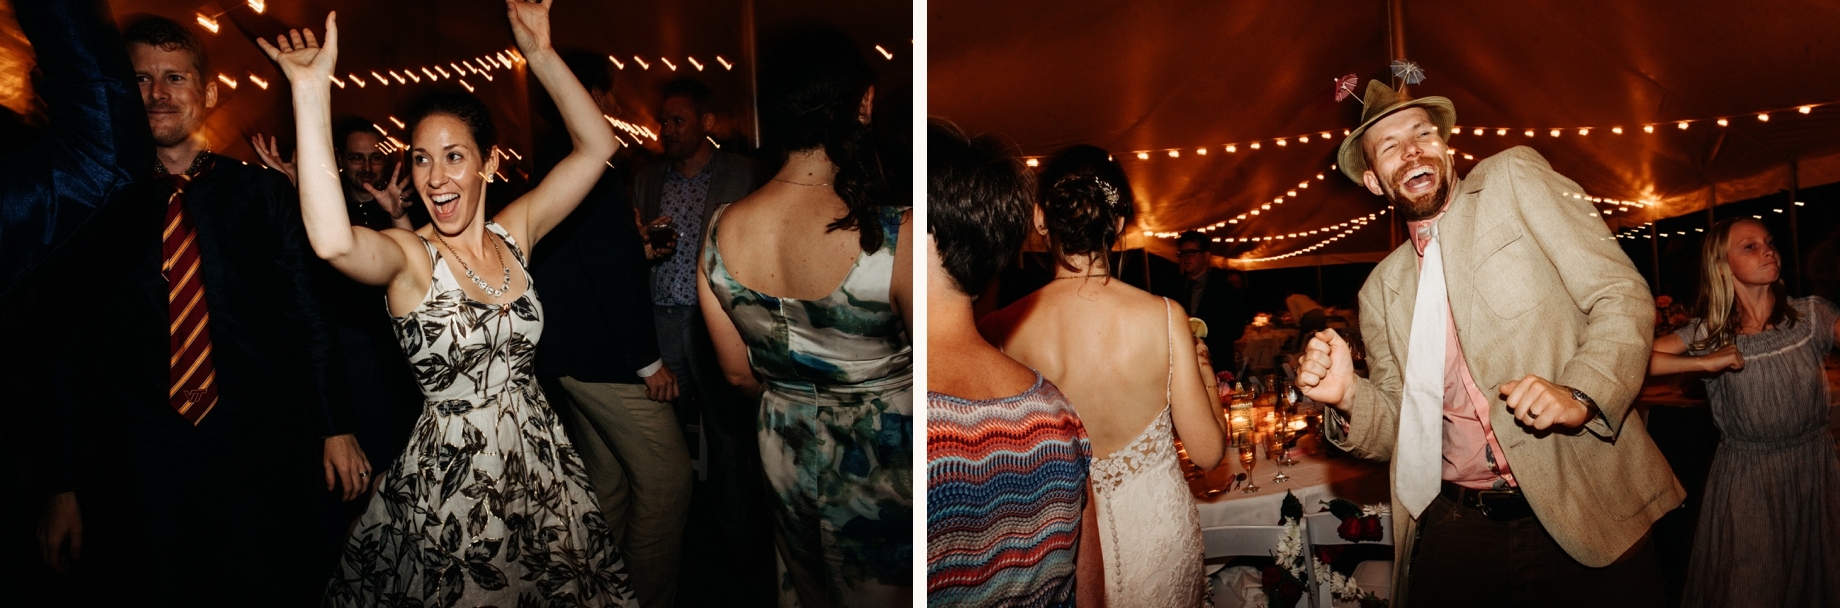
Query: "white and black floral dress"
325 222 636 608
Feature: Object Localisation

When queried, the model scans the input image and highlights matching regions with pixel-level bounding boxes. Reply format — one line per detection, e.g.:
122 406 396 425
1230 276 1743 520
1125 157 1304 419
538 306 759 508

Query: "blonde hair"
1691 217 1799 351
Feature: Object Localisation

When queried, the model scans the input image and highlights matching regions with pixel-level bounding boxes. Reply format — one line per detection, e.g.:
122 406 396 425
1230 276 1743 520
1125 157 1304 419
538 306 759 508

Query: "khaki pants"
555 377 693 608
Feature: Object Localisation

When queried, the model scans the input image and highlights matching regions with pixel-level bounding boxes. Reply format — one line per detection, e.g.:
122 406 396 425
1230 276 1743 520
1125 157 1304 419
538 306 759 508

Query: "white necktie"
1398 224 1446 519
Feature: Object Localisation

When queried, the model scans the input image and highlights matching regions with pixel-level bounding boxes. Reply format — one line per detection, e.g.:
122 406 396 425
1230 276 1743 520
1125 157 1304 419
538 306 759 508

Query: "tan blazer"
1326 146 1684 606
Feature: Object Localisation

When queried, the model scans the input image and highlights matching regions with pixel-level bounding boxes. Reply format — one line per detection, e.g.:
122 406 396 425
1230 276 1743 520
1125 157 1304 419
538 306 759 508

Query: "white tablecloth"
1190 441 1390 527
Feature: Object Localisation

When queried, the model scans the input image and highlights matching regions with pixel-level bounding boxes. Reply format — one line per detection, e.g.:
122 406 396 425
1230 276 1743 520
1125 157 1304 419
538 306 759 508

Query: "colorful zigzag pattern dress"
927 372 1091 607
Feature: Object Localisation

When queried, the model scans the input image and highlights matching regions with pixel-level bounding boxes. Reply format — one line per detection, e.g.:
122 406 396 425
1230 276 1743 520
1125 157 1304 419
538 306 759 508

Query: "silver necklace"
434 231 512 298
773 177 833 187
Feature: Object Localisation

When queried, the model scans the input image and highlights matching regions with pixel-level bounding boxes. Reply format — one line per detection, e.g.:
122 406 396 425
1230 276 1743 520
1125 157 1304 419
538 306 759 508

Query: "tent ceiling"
929 0 1840 266
4 0 909 171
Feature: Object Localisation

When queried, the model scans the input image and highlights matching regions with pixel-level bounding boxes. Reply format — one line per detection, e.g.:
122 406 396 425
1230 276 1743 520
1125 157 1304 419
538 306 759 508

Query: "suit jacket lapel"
1384 249 1418 370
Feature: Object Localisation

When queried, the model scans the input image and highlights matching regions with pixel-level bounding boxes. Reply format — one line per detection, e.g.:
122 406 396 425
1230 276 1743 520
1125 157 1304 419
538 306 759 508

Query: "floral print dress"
703 205 914 607
324 222 636 608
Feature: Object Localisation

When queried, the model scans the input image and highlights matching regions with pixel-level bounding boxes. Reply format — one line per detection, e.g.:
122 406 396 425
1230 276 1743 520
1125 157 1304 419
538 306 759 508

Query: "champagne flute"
1238 435 1262 493
1267 430 1290 482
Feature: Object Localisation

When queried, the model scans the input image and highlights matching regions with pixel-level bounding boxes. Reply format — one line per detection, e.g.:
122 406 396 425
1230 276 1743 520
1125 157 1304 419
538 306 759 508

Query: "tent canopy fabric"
2 0 910 176
929 0 1840 268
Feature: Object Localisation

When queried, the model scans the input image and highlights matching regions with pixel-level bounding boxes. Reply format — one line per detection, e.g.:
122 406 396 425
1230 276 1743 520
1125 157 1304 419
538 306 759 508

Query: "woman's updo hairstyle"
1037 145 1134 272
407 91 499 156
758 23 889 253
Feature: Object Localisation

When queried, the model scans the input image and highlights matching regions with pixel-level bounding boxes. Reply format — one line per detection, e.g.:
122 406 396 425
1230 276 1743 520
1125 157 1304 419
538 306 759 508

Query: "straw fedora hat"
1336 80 1456 183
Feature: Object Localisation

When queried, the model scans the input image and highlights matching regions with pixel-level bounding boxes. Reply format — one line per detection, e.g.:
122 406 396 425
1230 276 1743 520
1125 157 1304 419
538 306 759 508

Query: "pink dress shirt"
1408 216 1518 490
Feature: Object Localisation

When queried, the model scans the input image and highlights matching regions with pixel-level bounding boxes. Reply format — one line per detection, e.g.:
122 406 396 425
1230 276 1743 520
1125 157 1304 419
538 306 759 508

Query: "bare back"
982 277 1221 464
713 184 866 301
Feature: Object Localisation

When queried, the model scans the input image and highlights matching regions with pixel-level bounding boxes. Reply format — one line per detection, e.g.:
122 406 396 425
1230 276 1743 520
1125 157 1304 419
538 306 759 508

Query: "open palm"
506 0 554 53
257 12 339 85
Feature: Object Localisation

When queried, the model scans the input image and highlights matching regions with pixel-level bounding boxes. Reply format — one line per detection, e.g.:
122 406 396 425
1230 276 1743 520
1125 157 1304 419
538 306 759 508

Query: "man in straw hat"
1297 80 1681 606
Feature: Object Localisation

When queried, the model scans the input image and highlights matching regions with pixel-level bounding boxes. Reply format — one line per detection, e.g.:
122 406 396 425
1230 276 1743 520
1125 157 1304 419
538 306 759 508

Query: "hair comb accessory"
1055 175 1122 210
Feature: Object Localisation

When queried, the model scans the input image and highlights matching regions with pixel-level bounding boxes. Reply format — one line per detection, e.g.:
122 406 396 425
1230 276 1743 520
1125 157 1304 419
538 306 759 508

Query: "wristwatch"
1565 386 1600 417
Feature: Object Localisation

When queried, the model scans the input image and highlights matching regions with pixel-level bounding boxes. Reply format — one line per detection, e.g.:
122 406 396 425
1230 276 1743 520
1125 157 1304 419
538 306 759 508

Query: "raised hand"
249 133 298 185
505 0 554 54
1297 329 1356 410
256 12 339 85
360 160 412 223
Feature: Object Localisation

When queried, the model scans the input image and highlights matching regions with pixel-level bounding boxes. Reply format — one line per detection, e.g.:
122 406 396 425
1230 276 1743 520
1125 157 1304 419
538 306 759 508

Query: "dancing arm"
1166 299 1227 470
1648 332 1742 376
260 14 410 287
494 0 619 250
892 210 913 333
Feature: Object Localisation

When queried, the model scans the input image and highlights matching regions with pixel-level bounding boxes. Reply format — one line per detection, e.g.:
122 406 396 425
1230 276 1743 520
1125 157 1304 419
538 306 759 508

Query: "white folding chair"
1201 525 1311 608
1301 512 1393 608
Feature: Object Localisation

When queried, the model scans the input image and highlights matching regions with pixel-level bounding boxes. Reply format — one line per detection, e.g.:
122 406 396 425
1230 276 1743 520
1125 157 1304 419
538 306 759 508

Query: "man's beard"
1384 157 1455 221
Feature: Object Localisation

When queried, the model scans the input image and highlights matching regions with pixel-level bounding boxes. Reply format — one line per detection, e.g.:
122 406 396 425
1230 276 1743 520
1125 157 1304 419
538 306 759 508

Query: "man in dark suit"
532 52 691 608
33 15 363 606
0 0 152 298
633 76 773 605
1166 230 1250 369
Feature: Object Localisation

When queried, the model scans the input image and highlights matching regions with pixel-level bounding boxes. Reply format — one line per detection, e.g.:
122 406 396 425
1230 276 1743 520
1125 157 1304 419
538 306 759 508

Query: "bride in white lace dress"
979 149 1228 607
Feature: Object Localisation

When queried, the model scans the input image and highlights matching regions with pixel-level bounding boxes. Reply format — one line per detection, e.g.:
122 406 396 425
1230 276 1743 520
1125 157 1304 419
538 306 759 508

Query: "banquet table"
1186 430 1390 528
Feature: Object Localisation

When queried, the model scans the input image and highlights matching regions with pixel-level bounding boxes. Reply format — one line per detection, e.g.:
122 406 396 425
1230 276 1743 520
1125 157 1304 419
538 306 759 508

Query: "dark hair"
928 119 1032 297
334 117 378 154
562 50 613 93
1175 231 1209 250
759 24 888 253
408 91 498 153
660 77 714 116
536 50 613 128
123 15 209 75
1037 145 1134 272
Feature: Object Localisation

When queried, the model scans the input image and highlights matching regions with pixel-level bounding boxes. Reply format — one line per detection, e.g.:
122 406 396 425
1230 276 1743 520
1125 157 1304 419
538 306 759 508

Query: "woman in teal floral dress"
696 26 912 607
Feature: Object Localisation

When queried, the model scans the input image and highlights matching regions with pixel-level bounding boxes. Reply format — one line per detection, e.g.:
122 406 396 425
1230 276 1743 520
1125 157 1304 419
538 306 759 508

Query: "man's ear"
1362 170 1384 196
857 85 875 125
699 110 715 133
204 80 219 109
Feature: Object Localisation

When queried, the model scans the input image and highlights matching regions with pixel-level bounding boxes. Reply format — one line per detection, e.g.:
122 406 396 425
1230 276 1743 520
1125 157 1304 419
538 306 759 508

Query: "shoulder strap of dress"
415 234 438 266
703 203 732 263
1164 297 1174 407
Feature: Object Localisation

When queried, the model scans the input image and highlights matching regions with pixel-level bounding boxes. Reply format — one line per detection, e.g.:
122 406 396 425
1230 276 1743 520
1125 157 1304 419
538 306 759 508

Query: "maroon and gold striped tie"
163 173 218 425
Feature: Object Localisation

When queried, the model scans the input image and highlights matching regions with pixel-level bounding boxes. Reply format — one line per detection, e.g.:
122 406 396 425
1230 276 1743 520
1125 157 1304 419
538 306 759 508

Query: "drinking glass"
1238 435 1262 493
1266 430 1291 483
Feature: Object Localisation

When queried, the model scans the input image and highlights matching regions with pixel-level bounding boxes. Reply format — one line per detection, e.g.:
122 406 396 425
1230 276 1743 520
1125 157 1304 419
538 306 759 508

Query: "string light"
687 57 704 71
458 79 474 92
660 58 678 71
1146 166 1337 238
716 56 734 70
1115 100 1835 163
875 45 894 60
195 13 220 34
247 74 268 90
329 74 345 88
247 0 266 14
217 74 238 89
632 56 651 70
1236 207 1393 263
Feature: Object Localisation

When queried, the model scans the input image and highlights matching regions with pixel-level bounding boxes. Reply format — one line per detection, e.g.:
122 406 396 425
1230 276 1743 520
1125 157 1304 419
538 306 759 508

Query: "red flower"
1336 515 1384 542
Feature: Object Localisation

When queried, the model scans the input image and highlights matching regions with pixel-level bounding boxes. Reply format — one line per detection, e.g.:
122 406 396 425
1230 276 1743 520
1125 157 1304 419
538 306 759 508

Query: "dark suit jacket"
633 151 758 234
40 155 350 495
1158 268 1249 360
0 0 152 297
531 143 661 385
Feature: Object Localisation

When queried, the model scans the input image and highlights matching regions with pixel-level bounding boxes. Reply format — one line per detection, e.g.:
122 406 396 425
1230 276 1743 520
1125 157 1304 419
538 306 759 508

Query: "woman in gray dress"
1649 217 1840 608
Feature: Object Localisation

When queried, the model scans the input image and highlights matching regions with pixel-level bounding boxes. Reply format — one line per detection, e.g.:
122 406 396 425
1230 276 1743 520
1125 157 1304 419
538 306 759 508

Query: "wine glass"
1266 430 1290 483
1238 435 1262 493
